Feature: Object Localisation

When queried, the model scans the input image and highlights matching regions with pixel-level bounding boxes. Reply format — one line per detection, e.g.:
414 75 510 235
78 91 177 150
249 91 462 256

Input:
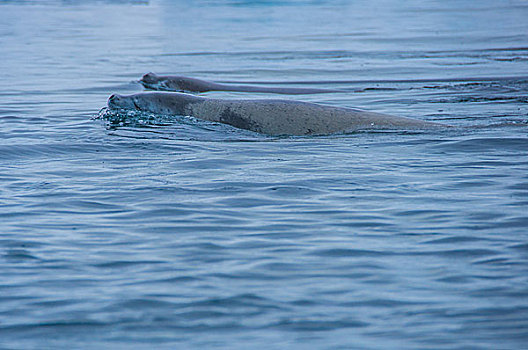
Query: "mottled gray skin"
108 92 448 136
140 72 340 95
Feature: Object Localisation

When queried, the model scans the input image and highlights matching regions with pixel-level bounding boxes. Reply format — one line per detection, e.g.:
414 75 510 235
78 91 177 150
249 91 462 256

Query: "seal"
108 92 448 136
140 73 340 95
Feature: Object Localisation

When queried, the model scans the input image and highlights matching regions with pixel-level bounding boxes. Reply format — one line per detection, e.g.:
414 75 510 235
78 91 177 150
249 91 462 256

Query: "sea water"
1 1 527 349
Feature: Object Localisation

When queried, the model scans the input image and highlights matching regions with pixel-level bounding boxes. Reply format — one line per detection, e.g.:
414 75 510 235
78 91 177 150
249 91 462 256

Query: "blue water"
1 1 528 349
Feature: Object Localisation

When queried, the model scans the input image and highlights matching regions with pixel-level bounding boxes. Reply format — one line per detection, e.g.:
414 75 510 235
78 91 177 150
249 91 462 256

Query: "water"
1 0 528 349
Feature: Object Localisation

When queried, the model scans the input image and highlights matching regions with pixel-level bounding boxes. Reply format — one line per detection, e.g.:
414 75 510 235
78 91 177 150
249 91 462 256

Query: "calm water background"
1 0 528 349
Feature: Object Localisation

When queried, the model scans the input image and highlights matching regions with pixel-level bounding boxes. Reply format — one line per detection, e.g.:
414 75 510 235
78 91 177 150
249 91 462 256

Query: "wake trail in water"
219 76 528 85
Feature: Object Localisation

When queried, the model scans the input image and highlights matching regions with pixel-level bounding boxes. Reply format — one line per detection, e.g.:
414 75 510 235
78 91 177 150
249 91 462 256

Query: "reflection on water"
0 0 527 349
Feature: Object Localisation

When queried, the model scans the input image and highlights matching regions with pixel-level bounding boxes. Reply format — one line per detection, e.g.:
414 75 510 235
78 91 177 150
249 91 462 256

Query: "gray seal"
140 73 340 95
108 92 448 136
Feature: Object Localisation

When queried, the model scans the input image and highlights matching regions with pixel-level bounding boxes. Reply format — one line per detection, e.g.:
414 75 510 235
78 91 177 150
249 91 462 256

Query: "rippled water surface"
1 1 528 349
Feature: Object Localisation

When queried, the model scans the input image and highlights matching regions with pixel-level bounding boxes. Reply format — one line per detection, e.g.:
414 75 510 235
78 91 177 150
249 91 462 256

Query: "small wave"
309 248 392 257
431 96 528 104
493 56 528 62
432 137 528 153
270 318 368 331
3 249 39 261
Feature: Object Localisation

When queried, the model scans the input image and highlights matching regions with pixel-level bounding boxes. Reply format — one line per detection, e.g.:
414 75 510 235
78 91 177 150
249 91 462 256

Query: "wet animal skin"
139 73 341 95
108 92 449 136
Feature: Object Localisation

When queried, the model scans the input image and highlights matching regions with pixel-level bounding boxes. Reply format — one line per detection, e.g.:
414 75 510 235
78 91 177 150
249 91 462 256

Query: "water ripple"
1 0 528 349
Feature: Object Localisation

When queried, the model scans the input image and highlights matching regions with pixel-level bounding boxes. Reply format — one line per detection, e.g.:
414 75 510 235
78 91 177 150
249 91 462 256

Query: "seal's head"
140 72 182 91
139 73 213 93
108 93 137 110
108 93 171 113
108 93 178 114
140 72 161 85
108 92 203 115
